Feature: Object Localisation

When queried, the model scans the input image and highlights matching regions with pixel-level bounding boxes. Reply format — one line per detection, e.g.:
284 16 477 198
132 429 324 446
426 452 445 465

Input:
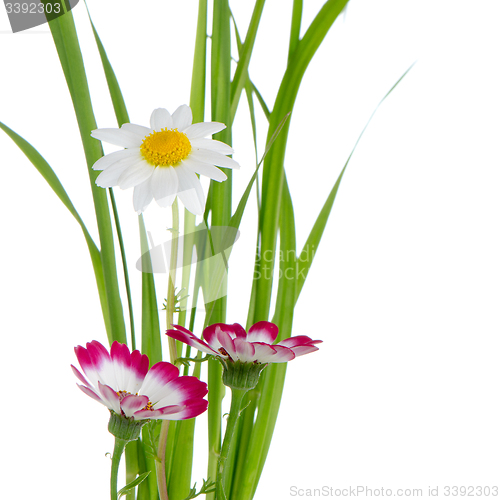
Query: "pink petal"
287 344 320 356
251 343 278 363
268 345 296 362
140 362 180 404
215 327 237 360
278 336 322 348
247 321 278 343
155 376 208 408
77 384 105 405
71 365 91 387
133 404 184 420
98 381 121 414
252 343 295 363
203 323 245 356
233 338 256 362
277 337 322 357
121 394 150 418
110 341 132 385
166 326 218 356
157 399 208 420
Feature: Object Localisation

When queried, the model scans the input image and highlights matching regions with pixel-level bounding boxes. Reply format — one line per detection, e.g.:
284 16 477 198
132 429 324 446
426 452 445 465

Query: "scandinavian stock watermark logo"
3 0 78 33
136 223 315 307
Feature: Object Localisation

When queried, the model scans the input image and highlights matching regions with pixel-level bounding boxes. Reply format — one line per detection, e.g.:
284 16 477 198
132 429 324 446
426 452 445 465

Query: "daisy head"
91 105 239 215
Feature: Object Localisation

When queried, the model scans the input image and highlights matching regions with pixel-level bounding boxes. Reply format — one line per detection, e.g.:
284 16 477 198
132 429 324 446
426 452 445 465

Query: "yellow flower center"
140 128 192 167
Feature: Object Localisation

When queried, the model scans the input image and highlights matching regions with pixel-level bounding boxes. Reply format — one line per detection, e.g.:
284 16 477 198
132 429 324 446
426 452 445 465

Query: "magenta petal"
166 326 217 356
155 376 208 408
268 345 296 362
121 394 149 417
233 338 256 362
247 321 278 343
110 341 131 366
165 376 208 401
277 336 322 357
251 342 277 363
278 336 322 348
148 398 208 420
98 381 121 414
77 384 105 405
215 327 237 359
133 404 184 420
252 343 294 363
140 362 180 403
231 323 247 339
129 349 150 389
74 345 93 373
162 398 208 420
287 344 320 356
204 323 244 344
71 365 91 387
86 340 111 369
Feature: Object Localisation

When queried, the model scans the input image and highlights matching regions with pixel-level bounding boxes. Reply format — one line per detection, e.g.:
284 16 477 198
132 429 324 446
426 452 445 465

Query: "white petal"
91 128 143 148
133 177 154 213
190 149 240 169
117 160 154 189
172 105 193 131
150 108 173 131
151 166 179 207
182 158 227 182
95 160 133 188
184 122 226 139
175 166 205 215
121 123 152 138
92 149 138 171
190 138 234 155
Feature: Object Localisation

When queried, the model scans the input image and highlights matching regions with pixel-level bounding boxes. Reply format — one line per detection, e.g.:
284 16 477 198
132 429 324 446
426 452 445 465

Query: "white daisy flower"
91 105 239 215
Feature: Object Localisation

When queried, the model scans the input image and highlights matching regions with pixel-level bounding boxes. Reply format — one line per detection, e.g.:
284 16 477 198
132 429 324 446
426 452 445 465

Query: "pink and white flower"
72 341 208 420
166 321 322 364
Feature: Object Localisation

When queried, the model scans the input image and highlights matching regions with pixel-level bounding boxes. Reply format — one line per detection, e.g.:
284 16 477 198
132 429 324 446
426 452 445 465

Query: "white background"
1 0 500 498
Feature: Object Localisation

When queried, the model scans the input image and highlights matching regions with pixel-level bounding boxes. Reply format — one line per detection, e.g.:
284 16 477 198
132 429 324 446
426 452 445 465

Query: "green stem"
155 421 171 500
109 188 136 350
156 199 180 500
111 438 127 500
216 388 248 500
167 198 180 362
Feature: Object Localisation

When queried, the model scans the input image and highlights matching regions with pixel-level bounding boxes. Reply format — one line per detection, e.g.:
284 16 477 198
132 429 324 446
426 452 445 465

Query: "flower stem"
110 437 127 500
156 199 180 500
216 388 249 500
155 420 170 500
167 197 180 362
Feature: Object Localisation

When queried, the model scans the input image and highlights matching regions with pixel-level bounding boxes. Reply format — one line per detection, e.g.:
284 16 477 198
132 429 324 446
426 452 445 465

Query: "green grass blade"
252 0 349 325
288 0 303 62
0 120 111 337
229 0 266 122
231 176 297 499
139 215 162 366
86 6 130 126
206 2 232 496
295 62 416 300
47 9 126 344
190 0 208 124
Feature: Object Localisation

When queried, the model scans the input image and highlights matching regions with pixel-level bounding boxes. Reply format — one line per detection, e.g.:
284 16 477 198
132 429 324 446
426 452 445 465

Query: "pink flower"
166 321 322 364
72 341 208 420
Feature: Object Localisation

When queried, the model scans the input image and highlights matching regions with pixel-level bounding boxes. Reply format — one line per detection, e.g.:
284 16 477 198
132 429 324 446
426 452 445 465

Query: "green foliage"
118 471 152 499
